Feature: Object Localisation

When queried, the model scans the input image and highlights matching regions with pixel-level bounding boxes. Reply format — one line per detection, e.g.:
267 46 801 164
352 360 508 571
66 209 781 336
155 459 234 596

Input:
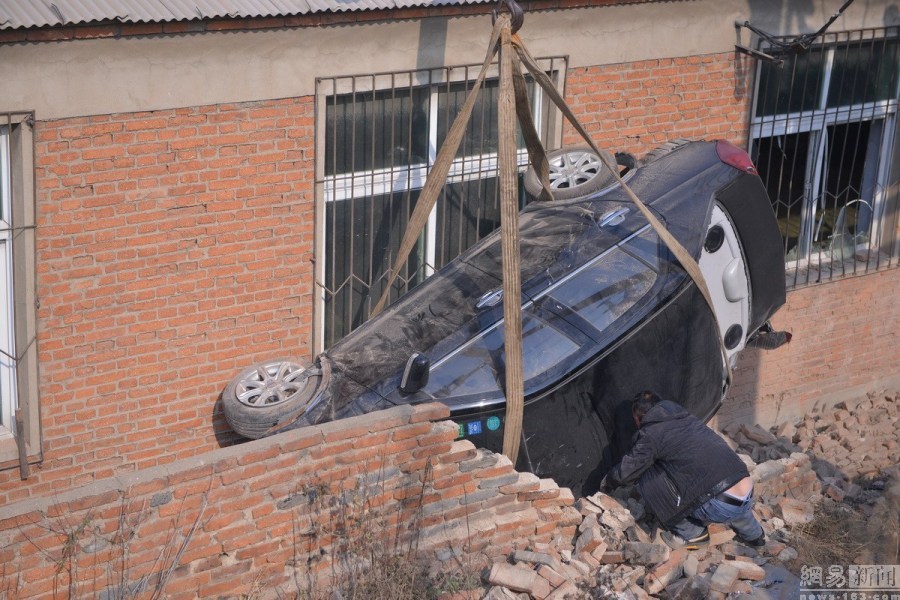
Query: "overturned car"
222 139 787 496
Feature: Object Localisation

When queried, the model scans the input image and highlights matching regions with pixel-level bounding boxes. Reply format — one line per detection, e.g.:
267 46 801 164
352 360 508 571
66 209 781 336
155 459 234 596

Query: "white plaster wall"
1 0 898 119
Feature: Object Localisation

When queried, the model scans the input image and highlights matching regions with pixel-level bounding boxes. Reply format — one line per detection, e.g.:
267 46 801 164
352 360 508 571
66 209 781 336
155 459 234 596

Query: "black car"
222 140 787 496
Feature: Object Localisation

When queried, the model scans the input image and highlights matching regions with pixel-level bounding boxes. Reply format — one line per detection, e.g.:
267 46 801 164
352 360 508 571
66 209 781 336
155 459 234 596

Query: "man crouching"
602 390 766 550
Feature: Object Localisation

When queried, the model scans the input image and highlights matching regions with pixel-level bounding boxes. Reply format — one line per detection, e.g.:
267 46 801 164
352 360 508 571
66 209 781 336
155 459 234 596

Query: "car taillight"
716 140 758 175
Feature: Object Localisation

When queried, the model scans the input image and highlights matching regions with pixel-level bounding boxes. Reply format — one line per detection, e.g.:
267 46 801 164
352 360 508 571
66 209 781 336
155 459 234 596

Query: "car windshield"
426 226 661 403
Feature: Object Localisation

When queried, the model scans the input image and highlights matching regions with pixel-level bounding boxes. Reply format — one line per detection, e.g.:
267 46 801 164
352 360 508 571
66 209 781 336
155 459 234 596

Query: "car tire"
222 358 322 439
641 138 693 165
524 146 618 200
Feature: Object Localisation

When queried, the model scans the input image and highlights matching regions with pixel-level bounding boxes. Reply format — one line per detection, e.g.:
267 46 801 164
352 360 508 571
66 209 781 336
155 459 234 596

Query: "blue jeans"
669 492 763 541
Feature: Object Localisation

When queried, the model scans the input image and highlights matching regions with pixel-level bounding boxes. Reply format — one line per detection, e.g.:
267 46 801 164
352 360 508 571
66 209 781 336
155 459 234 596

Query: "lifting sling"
371 5 731 463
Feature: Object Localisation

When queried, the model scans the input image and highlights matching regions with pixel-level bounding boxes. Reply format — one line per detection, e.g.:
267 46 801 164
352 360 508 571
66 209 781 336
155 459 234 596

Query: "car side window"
426 311 582 400
425 227 660 402
547 231 658 335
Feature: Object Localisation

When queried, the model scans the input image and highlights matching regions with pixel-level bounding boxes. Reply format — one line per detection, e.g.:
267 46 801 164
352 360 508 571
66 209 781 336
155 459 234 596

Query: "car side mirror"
400 352 430 395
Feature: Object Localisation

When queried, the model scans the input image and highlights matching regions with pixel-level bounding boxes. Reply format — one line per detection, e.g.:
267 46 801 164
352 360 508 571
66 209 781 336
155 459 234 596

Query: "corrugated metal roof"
0 0 494 29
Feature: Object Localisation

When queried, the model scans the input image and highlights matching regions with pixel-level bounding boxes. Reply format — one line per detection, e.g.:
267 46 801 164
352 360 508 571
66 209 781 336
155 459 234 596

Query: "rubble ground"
465 390 900 600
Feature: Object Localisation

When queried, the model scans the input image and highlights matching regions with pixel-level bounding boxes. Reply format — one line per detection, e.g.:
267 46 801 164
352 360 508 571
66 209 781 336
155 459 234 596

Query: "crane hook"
492 0 524 34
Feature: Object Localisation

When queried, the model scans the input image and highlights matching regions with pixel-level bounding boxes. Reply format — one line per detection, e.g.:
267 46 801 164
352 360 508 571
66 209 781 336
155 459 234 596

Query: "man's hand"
599 475 615 494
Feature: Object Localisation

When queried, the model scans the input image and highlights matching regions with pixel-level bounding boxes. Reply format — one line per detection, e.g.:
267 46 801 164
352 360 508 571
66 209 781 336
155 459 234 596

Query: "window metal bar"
869 37 894 272
366 76 376 321
752 27 900 288
845 36 867 277
315 58 565 347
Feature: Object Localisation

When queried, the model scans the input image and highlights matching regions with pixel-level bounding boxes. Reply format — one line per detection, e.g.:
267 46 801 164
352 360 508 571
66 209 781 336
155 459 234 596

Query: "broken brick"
708 522 735 546
574 523 605 555
777 497 814 525
643 548 687 594
722 558 766 581
486 562 537 593
709 562 740 593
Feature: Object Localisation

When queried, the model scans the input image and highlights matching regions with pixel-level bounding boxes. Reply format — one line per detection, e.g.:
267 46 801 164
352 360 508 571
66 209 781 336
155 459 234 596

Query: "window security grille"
749 28 900 288
315 59 565 350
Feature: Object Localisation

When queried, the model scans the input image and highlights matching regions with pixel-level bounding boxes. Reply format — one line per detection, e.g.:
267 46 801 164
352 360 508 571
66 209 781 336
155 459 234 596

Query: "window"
0 112 40 470
749 29 900 288
315 59 565 350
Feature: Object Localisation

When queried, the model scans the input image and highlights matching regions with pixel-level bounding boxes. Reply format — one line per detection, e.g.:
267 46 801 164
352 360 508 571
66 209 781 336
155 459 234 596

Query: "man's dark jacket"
606 400 748 526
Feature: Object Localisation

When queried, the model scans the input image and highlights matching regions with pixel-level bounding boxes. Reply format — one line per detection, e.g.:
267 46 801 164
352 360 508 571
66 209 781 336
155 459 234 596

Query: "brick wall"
721 267 900 428
562 52 753 156
2 47 897 508
0 98 316 503
0 403 581 599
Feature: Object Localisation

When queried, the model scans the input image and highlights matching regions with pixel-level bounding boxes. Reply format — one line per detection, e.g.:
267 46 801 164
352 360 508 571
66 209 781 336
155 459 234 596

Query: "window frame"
748 29 900 287
313 59 567 354
0 111 41 471
0 128 14 442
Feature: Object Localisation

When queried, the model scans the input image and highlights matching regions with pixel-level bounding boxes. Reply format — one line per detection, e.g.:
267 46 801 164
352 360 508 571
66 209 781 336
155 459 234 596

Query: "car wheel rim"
236 360 312 408
548 151 604 189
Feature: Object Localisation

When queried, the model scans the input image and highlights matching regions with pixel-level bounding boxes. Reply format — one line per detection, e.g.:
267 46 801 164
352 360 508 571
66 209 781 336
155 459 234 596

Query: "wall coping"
0 401 450 522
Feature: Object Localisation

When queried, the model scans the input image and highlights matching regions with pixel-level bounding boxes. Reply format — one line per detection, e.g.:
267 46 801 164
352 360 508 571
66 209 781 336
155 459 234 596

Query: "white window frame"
0 111 40 470
0 128 14 442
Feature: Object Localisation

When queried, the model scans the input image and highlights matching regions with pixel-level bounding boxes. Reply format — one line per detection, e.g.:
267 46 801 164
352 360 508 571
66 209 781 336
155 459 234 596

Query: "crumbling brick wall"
0 403 581 599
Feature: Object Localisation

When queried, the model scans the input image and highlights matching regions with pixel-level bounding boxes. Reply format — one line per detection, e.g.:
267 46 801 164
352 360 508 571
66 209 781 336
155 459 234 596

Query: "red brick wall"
562 53 754 156
0 404 580 599
0 98 316 503
722 267 900 428
2 48 897 506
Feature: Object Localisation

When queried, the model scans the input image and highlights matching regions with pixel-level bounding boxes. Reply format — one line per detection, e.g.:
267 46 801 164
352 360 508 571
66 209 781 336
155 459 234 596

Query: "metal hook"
492 0 524 34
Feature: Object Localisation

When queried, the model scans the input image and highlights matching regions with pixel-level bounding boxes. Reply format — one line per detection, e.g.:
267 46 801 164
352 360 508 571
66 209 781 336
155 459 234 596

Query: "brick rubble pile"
466 391 899 600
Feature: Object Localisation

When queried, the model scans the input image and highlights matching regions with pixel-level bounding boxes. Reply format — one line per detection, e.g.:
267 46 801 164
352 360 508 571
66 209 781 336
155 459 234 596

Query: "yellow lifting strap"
496 20 526 461
371 14 731 463
510 34 733 390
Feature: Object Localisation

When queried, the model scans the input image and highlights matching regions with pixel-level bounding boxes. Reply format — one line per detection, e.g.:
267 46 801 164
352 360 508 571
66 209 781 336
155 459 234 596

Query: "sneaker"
736 532 766 547
661 529 710 550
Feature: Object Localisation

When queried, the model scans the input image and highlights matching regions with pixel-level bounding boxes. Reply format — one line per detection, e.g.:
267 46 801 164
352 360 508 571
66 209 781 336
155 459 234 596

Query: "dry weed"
788 500 871 569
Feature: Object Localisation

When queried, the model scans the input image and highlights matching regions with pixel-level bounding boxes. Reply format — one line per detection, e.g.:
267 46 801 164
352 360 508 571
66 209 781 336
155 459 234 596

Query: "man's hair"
631 390 662 423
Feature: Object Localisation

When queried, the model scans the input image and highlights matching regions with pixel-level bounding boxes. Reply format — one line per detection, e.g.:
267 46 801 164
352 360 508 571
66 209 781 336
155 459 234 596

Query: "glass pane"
433 174 528 270
436 79 500 158
827 39 900 108
0 129 8 225
325 87 429 176
324 190 425 346
0 240 11 431
752 133 812 259
755 46 827 117
548 247 656 332
620 227 661 271
435 78 535 158
427 313 581 400
814 121 876 254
